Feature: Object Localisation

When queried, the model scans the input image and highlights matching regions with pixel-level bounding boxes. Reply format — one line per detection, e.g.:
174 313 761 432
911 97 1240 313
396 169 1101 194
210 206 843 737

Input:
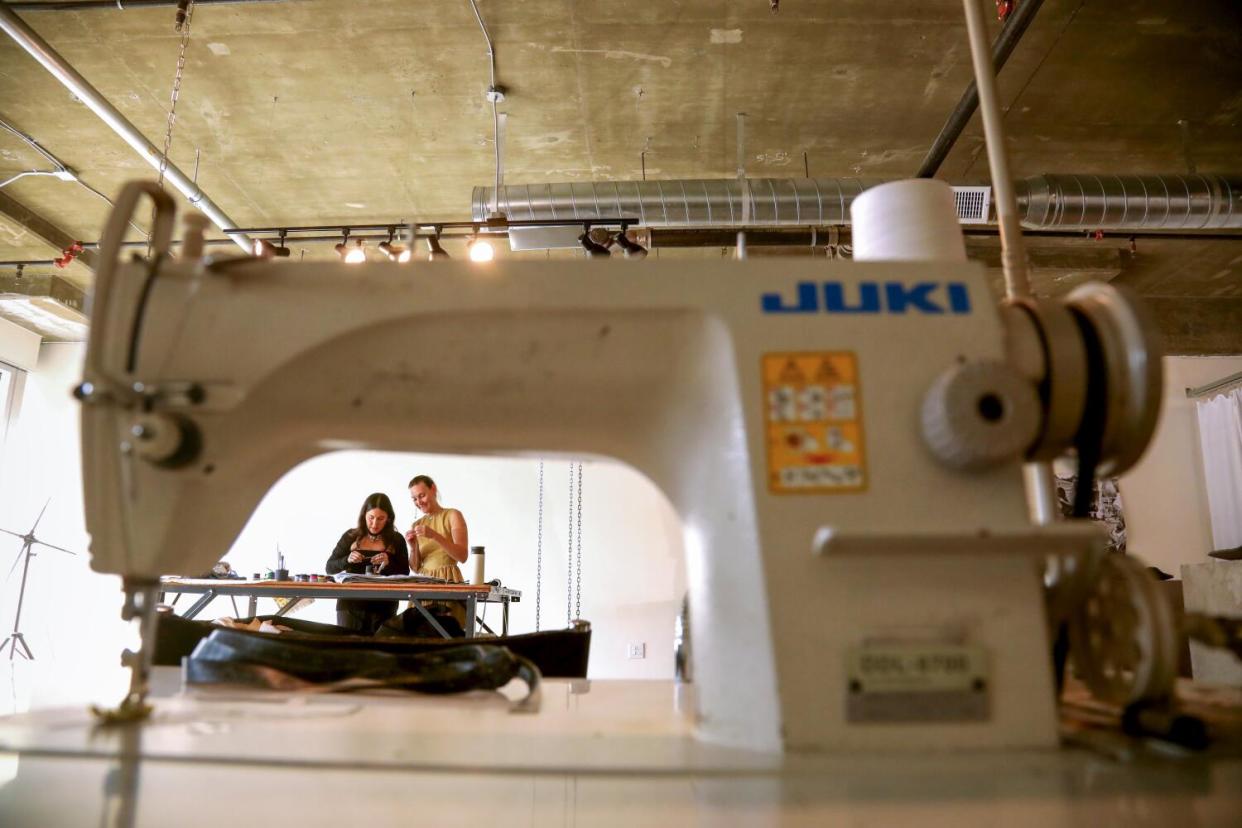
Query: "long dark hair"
354 492 399 544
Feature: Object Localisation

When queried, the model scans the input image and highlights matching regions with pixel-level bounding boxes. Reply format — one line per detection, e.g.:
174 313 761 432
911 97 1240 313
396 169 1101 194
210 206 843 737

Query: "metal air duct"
1015 174 1241 230
473 175 1242 232
472 179 885 228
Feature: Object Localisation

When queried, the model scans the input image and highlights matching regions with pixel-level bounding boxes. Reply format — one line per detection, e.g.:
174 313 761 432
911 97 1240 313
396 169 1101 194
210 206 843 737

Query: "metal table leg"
409 599 451 639
465 595 476 639
502 597 509 636
272 598 303 618
181 591 217 620
247 596 257 619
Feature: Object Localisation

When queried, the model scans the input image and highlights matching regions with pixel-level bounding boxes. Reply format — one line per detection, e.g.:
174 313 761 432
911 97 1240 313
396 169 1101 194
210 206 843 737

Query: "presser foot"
92 579 162 725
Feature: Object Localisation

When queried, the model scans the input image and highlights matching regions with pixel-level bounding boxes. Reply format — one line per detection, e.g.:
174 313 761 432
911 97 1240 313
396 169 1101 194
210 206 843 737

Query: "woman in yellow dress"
403 474 469 630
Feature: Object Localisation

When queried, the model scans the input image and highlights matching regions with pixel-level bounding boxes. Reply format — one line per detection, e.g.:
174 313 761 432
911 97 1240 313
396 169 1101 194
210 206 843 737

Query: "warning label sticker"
762 352 867 494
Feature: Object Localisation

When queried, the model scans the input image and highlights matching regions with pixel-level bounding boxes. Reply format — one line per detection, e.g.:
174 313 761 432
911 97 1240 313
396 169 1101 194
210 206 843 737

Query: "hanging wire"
567 461 575 626
0 116 145 237
466 0 503 214
0 118 63 170
535 460 544 631
574 462 583 621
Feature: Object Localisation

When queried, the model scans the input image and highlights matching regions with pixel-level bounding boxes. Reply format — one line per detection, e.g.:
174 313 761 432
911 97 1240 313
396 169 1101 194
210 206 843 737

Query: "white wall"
1119 355 1242 576
0 317 41 371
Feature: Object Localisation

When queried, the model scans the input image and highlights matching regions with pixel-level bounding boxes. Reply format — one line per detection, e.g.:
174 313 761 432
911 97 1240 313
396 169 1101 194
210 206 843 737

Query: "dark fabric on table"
187 629 535 697
154 611 591 678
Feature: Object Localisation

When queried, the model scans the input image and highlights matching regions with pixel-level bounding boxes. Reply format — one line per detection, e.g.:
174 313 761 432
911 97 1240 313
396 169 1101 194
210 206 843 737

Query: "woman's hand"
413 524 441 543
347 550 366 564
370 551 389 572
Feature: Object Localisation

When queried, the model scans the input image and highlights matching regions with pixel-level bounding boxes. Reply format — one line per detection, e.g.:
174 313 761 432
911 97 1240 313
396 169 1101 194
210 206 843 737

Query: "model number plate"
846 644 989 723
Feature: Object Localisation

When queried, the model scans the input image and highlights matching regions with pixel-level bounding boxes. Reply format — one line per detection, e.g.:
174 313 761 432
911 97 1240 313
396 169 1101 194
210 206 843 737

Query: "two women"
325 477 470 635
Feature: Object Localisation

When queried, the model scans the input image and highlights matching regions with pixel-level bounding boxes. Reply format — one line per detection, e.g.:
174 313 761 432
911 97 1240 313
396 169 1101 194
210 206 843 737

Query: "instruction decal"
762 352 866 494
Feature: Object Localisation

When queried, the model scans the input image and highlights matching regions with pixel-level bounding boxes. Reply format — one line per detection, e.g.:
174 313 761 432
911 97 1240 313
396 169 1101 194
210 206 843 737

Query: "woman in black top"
326 492 410 633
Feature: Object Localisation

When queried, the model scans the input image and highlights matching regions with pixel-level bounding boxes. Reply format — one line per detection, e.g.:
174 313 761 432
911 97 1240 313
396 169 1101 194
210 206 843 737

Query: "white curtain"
1196 388 1242 551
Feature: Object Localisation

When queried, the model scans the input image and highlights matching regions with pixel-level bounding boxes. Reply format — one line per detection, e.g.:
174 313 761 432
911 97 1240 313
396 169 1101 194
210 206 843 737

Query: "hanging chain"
148 0 195 258
535 460 544 632
567 462 575 626
574 462 583 621
159 2 195 192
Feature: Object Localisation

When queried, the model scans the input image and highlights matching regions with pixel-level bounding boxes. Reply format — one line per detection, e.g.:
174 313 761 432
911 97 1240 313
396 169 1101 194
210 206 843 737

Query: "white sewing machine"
70 179 1167 757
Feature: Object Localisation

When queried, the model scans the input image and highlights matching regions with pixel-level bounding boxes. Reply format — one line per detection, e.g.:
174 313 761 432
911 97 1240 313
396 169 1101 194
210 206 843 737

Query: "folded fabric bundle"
186 628 541 711
212 617 292 634
332 572 449 584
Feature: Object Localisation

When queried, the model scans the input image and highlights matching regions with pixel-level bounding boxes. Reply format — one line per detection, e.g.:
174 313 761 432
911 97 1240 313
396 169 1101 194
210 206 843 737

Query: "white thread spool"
850 179 968 263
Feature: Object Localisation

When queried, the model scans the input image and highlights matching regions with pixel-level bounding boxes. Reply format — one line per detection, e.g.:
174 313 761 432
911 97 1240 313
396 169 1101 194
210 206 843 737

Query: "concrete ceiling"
0 0 1239 350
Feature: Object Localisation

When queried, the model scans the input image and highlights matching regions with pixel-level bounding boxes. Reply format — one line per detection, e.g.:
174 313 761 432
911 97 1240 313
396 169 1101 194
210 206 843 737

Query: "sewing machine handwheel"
1067 553 1177 706
1062 283 1163 478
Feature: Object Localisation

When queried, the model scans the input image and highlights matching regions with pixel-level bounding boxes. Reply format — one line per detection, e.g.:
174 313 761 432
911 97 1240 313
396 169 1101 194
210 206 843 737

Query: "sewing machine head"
78 181 1163 752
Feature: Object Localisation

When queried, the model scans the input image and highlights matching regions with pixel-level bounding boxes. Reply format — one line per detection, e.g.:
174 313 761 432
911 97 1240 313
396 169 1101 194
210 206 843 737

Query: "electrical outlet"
627 642 646 660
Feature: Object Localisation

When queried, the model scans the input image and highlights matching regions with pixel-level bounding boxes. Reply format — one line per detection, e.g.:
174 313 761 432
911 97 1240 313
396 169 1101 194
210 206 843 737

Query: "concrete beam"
0 273 85 312
969 245 1123 277
0 191 97 270
1145 297 1242 356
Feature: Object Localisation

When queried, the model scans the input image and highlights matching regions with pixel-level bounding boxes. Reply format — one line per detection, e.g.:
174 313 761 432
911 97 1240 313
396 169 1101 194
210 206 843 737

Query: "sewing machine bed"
2 674 1240 825
154 612 592 679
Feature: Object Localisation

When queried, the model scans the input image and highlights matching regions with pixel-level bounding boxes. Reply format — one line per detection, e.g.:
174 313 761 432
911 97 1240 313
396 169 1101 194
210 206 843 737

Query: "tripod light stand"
0 501 77 660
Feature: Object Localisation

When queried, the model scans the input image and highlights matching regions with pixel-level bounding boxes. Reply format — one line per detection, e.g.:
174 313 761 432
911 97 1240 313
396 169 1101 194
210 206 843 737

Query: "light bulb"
468 238 494 262
344 242 366 264
379 241 412 263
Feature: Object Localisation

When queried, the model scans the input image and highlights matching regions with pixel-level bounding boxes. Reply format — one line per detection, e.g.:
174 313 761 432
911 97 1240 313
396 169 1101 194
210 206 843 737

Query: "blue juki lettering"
948 283 971 314
884 282 944 314
823 281 881 313
761 282 819 313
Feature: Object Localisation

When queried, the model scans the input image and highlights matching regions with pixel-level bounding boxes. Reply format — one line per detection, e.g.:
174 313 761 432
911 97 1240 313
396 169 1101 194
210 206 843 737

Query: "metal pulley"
128 412 201 468
1061 282 1163 478
921 282 1163 478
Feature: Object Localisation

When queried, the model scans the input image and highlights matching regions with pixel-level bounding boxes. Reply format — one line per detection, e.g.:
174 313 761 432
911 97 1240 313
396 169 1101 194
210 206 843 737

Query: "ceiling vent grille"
952 186 992 224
